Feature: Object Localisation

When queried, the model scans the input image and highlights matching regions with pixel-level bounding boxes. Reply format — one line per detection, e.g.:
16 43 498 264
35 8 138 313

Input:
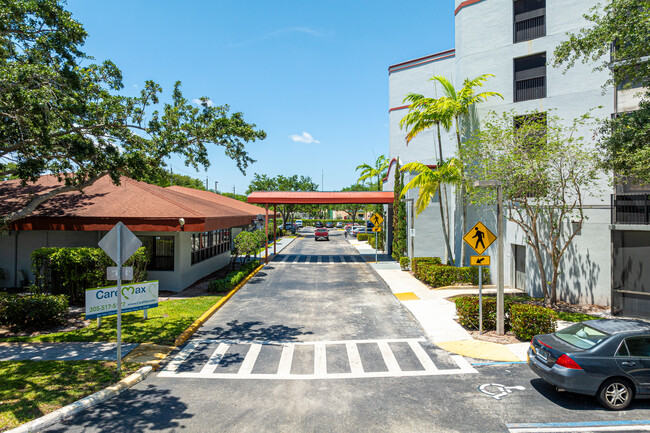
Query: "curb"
6 366 153 433
173 262 266 347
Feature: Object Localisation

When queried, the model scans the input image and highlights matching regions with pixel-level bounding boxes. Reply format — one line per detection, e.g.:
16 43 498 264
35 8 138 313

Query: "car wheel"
597 378 634 410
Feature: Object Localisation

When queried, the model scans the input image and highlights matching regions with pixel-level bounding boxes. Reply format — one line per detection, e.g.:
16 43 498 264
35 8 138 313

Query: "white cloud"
289 131 320 144
192 98 214 107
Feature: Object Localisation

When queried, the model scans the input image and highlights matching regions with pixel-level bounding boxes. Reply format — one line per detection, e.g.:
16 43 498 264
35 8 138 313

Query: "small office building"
0 175 265 292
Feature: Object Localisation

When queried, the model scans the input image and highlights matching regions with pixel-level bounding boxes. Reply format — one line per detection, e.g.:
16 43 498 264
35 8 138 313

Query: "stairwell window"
514 53 547 102
514 0 545 43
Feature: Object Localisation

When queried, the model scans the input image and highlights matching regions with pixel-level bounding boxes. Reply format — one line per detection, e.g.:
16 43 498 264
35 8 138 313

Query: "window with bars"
514 53 547 102
514 0 545 43
191 229 231 265
138 236 175 271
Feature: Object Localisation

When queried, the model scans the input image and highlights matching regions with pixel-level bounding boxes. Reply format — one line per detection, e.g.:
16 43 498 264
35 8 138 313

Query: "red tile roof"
0 175 262 232
247 191 395 204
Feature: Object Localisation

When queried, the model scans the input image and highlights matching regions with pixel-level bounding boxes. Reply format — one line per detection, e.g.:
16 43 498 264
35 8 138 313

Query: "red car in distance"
314 228 329 241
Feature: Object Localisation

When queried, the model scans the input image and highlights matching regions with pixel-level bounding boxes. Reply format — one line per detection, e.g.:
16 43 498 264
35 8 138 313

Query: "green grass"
0 296 221 345
0 361 142 431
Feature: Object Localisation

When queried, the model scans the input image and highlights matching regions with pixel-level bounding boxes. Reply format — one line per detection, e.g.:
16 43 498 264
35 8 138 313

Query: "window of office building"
138 236 175 271
514 53 547 102
191 229 231 265
514 0 545 43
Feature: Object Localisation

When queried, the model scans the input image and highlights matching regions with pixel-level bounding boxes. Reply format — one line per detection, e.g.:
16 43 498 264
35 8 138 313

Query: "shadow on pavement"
192 320 314 342
45 384 191 433
529 378 650 411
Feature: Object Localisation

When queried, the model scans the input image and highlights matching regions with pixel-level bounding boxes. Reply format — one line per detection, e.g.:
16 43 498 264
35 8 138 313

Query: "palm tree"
401 74 502 265
400 159 463 264
356 155 390 249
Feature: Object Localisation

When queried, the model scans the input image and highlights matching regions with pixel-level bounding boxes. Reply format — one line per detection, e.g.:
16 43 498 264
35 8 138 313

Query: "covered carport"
247 191 395 263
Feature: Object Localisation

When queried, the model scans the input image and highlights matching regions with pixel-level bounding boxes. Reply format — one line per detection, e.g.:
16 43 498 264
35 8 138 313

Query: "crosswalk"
272 254 366 264
158 338 477 380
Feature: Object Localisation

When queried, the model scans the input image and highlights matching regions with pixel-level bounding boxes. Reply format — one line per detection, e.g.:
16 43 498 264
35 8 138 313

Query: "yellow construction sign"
370 213 384 227
470 255 490 266
463 221 497 255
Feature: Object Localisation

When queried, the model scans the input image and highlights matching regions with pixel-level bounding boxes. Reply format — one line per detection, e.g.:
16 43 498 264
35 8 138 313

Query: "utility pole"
215 181 218 193
170 167 173 186
321 170 324 192
205 176 208 190
233 186 235 195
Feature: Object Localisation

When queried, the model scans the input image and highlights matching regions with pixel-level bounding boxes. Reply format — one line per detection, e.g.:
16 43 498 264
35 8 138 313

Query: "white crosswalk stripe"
272 255 364 264
158 338 477 380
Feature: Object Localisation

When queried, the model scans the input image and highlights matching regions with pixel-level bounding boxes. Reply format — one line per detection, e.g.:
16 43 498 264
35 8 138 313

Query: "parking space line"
314 343 327 376
199 343 230 375
507 420 650 433
160 341 199 373
238 343 262 375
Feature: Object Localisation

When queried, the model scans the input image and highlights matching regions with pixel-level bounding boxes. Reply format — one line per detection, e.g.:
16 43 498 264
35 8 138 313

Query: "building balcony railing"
514 76 546 102
514 15 545 43
611 193 650 225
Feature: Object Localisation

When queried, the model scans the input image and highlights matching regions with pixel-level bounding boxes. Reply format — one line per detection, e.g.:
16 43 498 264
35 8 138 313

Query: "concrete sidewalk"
347 237 532 362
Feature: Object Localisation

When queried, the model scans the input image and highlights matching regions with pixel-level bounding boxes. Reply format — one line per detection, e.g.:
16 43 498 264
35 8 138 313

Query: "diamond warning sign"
463 221 497 255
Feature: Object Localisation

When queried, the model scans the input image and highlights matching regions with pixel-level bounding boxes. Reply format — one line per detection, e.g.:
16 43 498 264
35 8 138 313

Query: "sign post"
370 213 384 263
98 222 142 373
464 222 497 335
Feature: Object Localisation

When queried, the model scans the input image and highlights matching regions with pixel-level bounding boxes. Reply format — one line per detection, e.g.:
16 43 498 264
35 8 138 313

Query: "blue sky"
66 0 455 194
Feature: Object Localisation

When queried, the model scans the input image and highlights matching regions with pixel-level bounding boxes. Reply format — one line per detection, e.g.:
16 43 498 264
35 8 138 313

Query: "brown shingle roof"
1 175 259 232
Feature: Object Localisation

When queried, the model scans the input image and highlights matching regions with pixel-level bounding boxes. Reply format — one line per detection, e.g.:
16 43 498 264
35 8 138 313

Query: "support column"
265 203 269 264
273 204 277 256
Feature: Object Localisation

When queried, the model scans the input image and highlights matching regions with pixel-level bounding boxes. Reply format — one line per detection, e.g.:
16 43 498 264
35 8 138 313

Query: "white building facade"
386 0 645 308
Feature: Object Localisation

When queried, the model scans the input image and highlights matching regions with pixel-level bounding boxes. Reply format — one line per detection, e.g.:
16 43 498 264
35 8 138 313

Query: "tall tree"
334 183 373 225
462 111 600 306
553 0 650 184
356 155 390 250
391 159 407 261
400 74 502 265
400 159 462 264
0 0 265 226
245 173 318 223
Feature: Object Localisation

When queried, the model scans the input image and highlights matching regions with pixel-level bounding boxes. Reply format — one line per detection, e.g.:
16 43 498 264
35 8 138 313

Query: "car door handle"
621 361 636 366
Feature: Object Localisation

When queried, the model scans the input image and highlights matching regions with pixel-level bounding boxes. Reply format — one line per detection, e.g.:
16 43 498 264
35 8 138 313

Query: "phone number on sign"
89 302 125 312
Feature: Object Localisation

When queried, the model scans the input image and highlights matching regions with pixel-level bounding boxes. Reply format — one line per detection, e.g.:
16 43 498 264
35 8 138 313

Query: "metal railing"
611 193 650 224
514 15 545 43
514 76 546 102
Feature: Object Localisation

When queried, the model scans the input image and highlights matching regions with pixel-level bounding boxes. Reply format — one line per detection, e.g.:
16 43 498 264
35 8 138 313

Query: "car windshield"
554 323 610 350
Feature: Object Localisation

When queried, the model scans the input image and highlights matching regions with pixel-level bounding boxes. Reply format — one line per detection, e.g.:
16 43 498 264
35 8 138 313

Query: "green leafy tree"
0 0 266 226
400 75 502 265
356 155 390 250
150 173 207 190
334 183 374 225
553 0 650 184
462 111 601 306
245 173 318 223
233 231 259 263
220 192 248 202
391 159 407 261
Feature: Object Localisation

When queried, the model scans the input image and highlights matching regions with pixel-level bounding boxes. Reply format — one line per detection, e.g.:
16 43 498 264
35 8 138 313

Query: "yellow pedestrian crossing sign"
370 213 383 226
470 255 490 266
372 226 382 232
463 221 497 255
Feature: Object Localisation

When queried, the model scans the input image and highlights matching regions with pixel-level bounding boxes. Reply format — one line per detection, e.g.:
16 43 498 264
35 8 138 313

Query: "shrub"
455 297 498 330
209 260 261 293
399 257 410 270
367 235 376 248
0 293 69 332
31 247 149 305
357 234 369 242
411 257 442 275
510 303 557 340
415 264 490 288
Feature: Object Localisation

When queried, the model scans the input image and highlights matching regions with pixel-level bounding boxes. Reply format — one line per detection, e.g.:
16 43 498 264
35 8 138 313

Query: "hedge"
0 293 69 332
31 247 149 305
367 234 377 249
357 233 369 242
399 257 410 270
455 297 498 330
411 257 442 275
510 304 557 340
300 219 353 226
209 260 261 293
415 263 490 288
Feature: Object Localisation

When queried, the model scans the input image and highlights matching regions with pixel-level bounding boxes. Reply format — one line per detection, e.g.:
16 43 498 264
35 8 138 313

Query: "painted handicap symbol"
478 383 525 400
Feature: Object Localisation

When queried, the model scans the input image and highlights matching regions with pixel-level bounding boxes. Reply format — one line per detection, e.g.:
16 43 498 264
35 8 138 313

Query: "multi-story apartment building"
386 0 647 315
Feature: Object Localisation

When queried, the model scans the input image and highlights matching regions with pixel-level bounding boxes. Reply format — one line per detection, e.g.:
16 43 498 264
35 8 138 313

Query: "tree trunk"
454 115 467 267
438 186 454 263
436 122 454 264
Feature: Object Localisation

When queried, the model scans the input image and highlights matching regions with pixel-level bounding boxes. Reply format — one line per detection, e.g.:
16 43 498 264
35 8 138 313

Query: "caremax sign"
85 280 159 320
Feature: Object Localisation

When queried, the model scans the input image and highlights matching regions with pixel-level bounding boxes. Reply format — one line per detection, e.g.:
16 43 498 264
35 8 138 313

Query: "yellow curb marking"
436 340 520 362
394 292 420 301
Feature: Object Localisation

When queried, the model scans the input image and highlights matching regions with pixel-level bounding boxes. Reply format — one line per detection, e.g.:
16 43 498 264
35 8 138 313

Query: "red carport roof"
247 191 394 204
